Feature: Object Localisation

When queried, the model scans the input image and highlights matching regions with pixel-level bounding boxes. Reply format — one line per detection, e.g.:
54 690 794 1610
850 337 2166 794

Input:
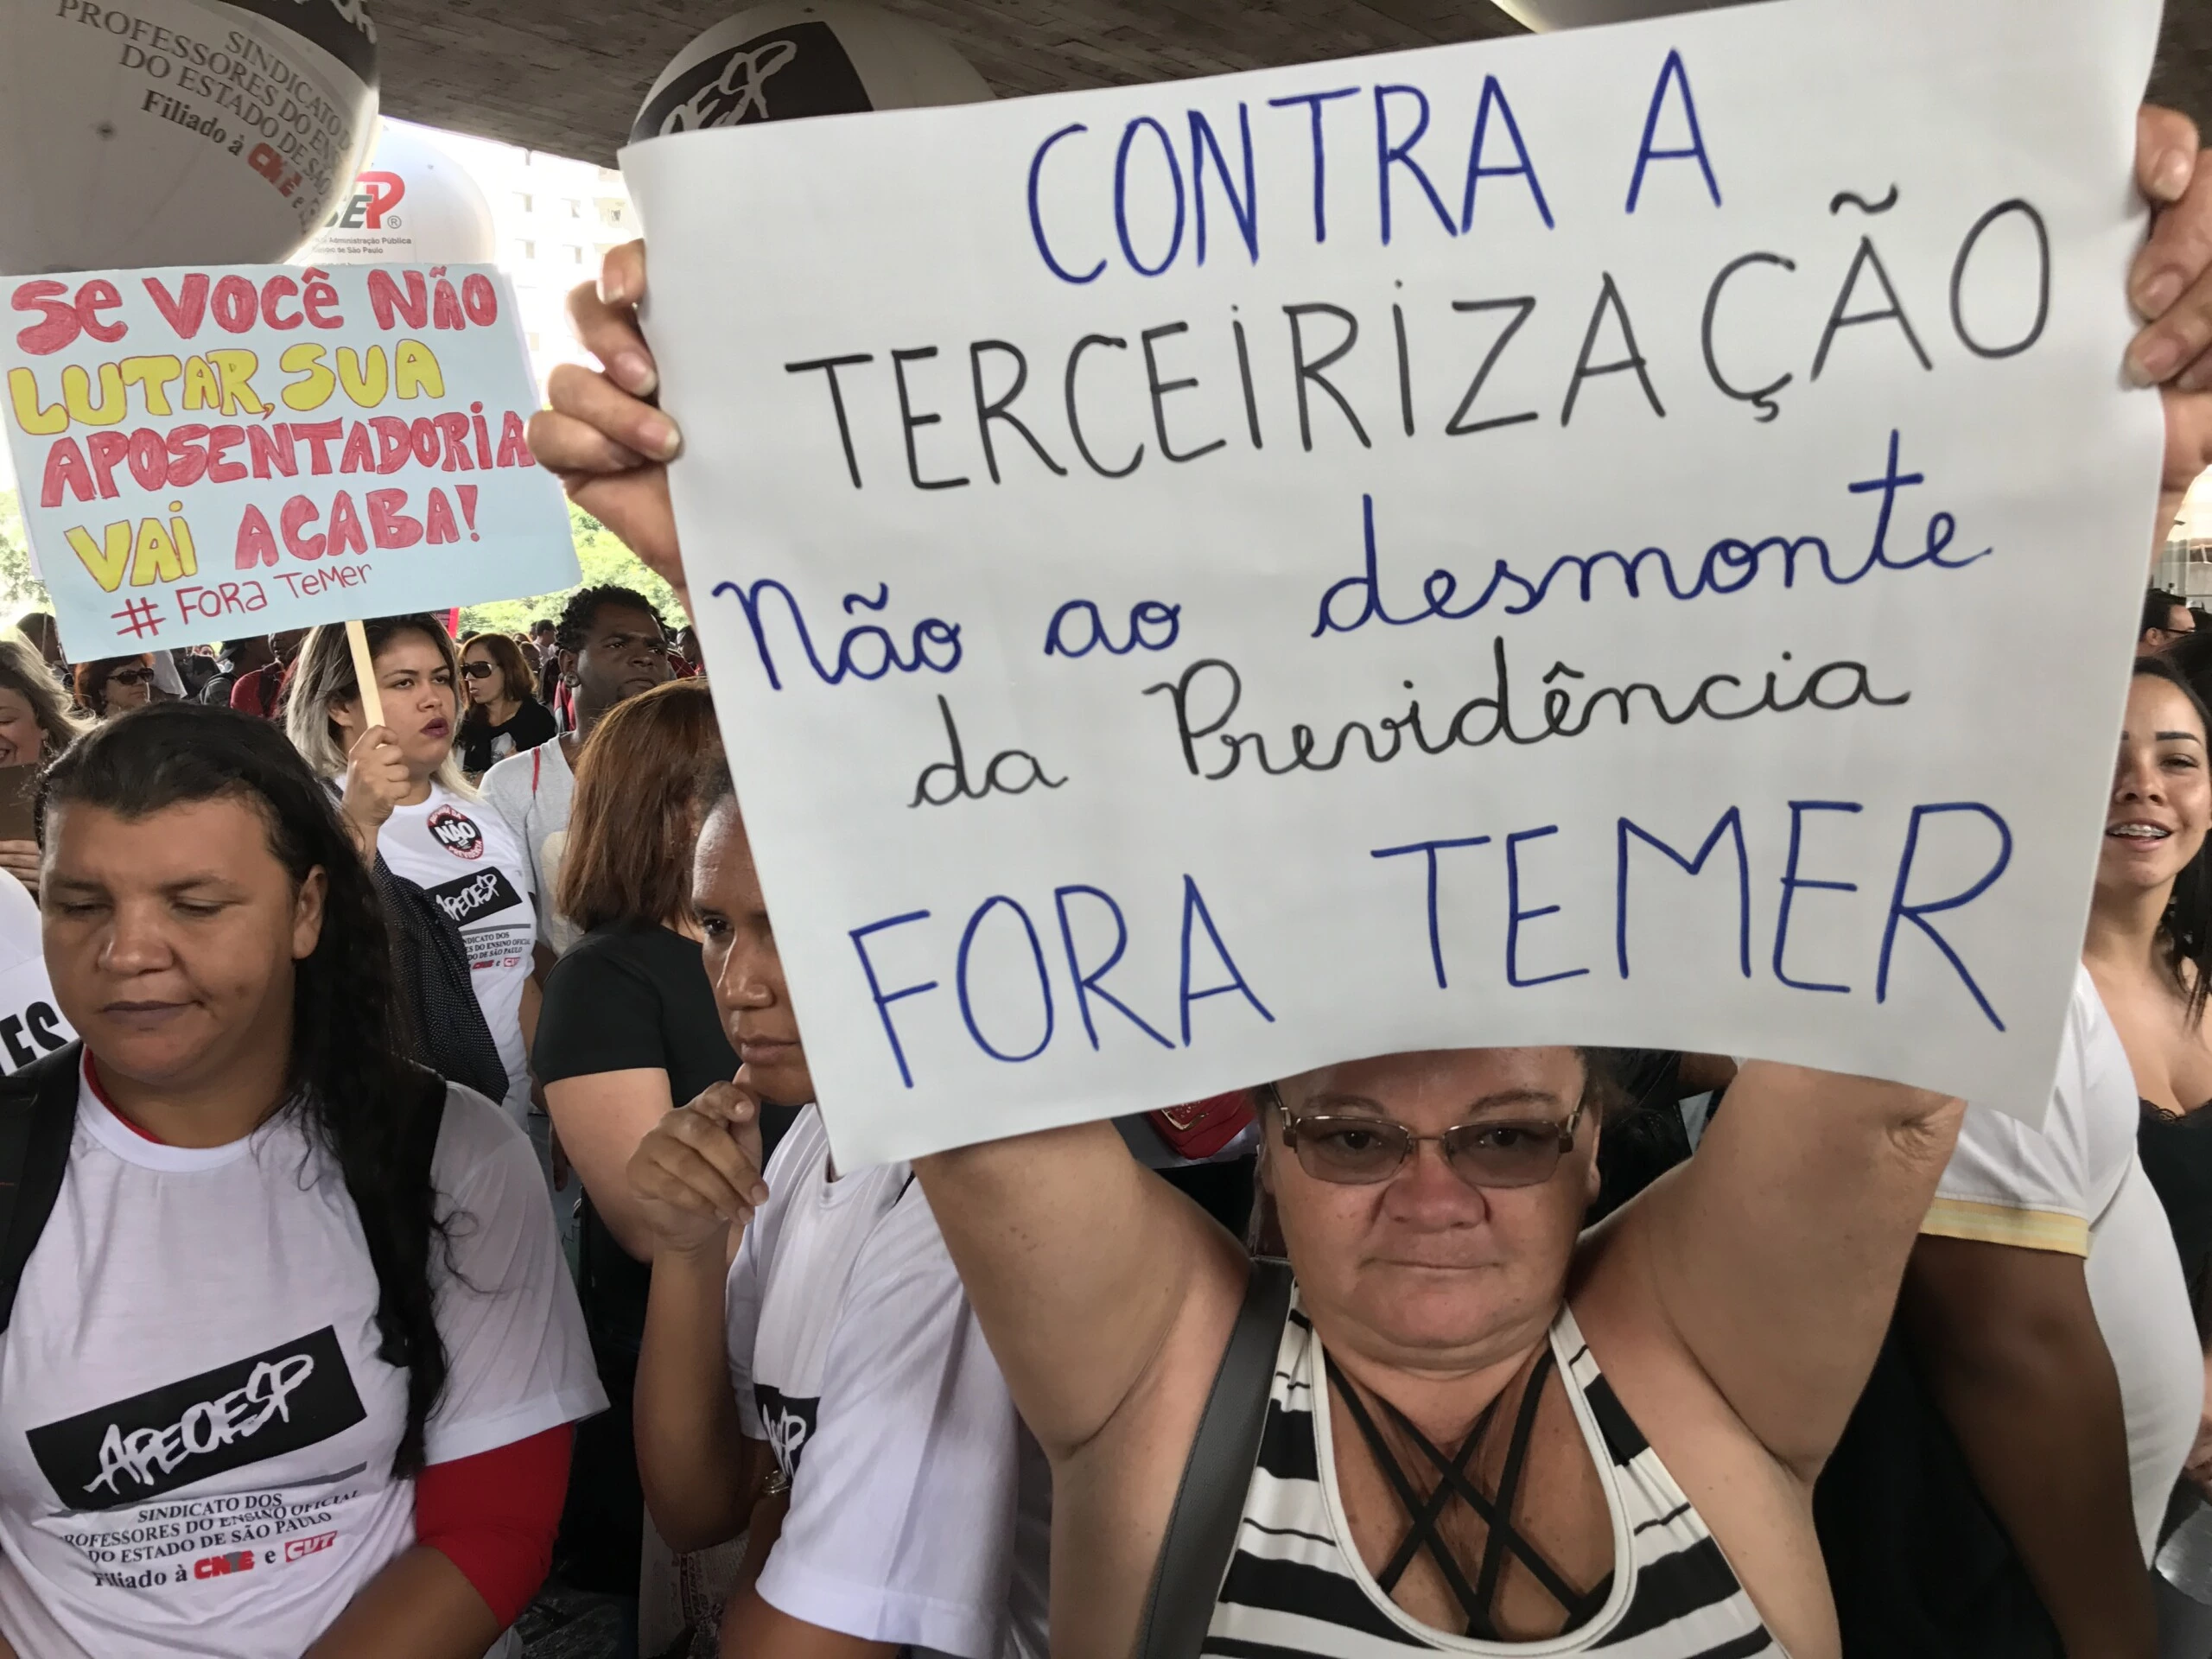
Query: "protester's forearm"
1906 1246 2156 1659
916 1119 1245 1459
635 1238 755 1550
1639 1065 1963 1480
718 1585 897 1659
544 1071 677 1262
302 1546 501 1659
726 1490 788 1613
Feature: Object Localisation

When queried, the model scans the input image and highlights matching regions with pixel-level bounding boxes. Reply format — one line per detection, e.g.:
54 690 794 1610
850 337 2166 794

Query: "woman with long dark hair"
2133 645 2212 1111
1813 657 2208 1658
2107 651 2212 1326
2130 645 2212 1540
0 706 601 1658
456 633 556 780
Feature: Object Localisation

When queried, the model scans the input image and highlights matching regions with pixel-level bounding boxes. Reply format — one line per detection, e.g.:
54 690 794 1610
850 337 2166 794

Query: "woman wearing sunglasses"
456 635 556 782
70 657 155 721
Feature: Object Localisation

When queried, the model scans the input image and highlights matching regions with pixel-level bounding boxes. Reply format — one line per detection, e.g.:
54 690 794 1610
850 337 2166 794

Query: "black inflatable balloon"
630 0 990 146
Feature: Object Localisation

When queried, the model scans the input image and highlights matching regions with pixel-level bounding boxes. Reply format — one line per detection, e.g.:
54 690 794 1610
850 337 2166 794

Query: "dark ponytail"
43 705 451 1474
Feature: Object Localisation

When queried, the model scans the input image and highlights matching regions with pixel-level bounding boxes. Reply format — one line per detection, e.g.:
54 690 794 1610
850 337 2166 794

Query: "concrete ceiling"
372 0 2212 168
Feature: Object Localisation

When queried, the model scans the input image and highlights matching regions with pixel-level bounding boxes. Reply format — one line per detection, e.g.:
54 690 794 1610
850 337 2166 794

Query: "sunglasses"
1266 1084 1587 1189
106 668 154 687
461 662 499 679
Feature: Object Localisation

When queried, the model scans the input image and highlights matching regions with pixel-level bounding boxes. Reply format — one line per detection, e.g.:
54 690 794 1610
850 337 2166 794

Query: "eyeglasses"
106 668 153 687
461 662 498 679
1267 1084 1587 1189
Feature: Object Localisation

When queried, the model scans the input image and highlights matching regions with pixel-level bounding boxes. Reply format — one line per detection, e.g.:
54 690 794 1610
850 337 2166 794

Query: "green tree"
0 490 53 626
458 501 680 638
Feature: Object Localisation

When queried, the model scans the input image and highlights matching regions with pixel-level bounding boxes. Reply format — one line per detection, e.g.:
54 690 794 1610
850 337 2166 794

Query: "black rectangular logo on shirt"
28 1326 367 1510
753 1382 819 1480
425 867 525 931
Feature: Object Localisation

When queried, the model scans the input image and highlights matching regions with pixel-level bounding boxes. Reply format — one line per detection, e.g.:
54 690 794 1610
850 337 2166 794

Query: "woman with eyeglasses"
456 635 556 782
532 99 2212 1659
70 656 155 721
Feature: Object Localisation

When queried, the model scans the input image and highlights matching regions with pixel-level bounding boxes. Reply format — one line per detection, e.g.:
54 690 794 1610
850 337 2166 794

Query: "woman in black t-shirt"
456 632 556 779
532 679 791 1624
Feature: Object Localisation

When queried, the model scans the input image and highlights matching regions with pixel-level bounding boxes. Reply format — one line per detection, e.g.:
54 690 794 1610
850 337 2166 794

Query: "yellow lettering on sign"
119 356 184 418
280 344 335 412
169 511 198 577
64 522 131 594
336 345 388 408
6 368 64 436
207 350 264 416
394 340 444 401
180 356 222 413
60 363 126 428
129 516 185 587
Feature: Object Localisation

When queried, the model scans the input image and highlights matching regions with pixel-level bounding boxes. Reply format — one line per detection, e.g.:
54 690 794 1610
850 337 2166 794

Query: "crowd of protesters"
0 97 2205 1659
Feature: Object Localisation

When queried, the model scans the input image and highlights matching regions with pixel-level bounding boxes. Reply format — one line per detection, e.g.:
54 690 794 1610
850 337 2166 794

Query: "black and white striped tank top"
1205 1292 1777 1657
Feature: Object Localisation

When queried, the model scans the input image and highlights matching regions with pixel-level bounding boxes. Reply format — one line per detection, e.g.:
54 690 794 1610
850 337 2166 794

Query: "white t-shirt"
0 875 70 1076
0 1071 606 1658
727 1109 1048 1659
480 741 577 957
1923 965 2201 1559
375 783 536 1123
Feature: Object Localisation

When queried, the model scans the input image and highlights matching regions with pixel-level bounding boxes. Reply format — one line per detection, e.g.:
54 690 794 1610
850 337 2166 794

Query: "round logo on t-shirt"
426 805 486 861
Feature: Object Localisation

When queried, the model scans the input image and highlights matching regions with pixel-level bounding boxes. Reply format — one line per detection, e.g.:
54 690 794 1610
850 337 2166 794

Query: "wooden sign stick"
345 618 385 729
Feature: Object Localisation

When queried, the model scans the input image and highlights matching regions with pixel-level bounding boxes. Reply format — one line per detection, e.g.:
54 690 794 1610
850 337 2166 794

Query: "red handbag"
1147 1090 1257 1160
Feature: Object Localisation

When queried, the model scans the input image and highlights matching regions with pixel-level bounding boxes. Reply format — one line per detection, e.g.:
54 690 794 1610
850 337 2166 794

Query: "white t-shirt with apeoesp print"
0 1071 604 1658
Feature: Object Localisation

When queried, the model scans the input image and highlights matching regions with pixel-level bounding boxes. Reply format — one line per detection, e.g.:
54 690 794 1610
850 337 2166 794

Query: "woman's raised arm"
1602 1063 1962 1482
914 1122 1246 1459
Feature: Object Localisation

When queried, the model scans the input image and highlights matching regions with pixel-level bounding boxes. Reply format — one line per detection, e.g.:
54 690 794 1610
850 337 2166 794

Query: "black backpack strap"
0 1044 84 1335
1135 1255 1296 1659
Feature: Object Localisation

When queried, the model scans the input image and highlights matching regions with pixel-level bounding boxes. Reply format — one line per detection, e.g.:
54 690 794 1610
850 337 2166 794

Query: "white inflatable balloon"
631 0 992 143
303 118 495 266
1491 0 1752 29
0 0 377 273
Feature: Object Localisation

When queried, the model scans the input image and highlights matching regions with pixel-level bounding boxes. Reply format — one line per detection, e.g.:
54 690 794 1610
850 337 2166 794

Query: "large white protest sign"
628 0 2164 1166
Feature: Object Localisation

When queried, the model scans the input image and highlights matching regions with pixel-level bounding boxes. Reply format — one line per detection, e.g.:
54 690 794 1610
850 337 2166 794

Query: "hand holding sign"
2133 107 2212 531
533 243 689 607
338 725 411 861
